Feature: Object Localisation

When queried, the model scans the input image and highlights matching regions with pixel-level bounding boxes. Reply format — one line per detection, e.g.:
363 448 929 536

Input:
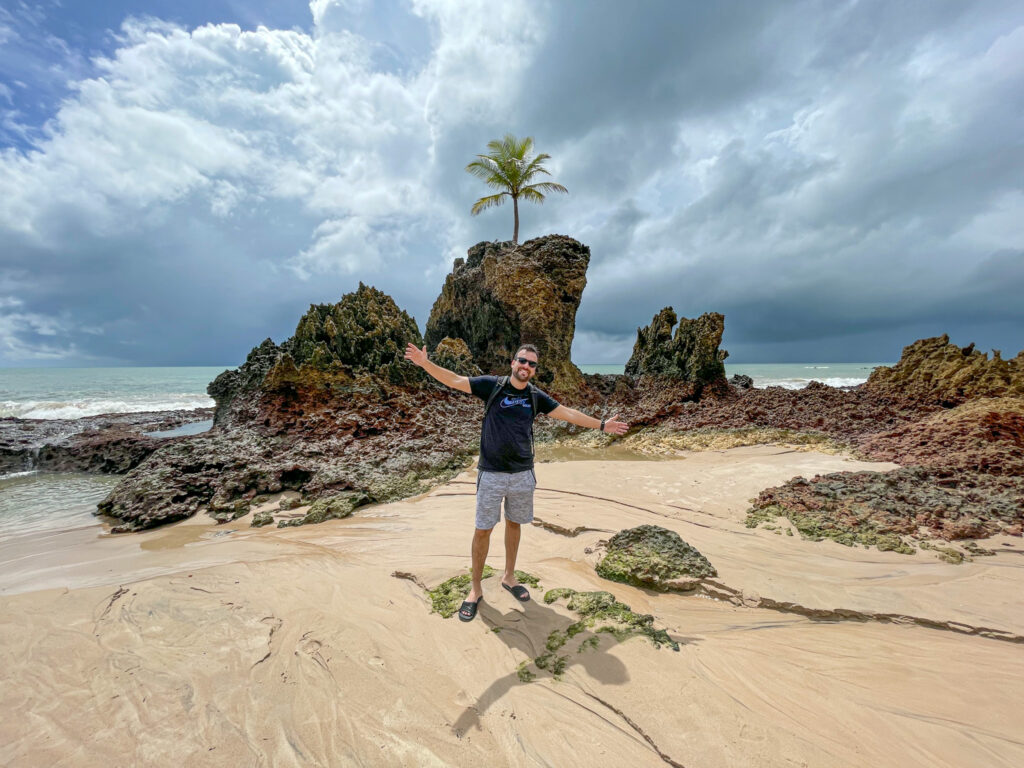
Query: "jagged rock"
98 283 483 532
595 524 717 590
209 282 426 427
625 308 728 399
431 337 482 377
865 335 1024 406
425 235 589 395
730 374 753 390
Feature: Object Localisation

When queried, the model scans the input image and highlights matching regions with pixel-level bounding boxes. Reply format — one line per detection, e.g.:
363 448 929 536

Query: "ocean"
0 362 890 538
0 362 887 420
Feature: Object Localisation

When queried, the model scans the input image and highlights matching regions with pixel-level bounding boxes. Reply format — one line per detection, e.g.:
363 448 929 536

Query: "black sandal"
458 597 482 622
502 583 530 602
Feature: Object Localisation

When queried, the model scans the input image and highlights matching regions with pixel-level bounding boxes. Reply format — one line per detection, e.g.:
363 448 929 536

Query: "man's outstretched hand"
404 343 428 368
602 414 629 435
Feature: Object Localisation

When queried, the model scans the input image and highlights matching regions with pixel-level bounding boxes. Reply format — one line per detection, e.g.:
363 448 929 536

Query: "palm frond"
470 192 508 215
465 158 511 188
522 153 551 177
522 181 568 196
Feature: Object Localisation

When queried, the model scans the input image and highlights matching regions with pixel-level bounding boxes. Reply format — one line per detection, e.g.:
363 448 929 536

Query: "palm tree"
465 134 568 244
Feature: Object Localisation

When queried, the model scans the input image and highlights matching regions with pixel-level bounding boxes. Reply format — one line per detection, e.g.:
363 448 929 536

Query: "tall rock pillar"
426 235 590 395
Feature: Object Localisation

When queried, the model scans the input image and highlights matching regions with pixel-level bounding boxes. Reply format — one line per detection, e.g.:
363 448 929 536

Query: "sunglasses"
515 357 538 368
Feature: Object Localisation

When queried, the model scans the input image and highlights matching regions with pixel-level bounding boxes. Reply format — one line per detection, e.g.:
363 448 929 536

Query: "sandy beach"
2 445 1022 767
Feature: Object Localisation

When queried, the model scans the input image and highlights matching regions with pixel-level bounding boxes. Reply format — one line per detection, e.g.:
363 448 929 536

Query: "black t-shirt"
469 376 560 472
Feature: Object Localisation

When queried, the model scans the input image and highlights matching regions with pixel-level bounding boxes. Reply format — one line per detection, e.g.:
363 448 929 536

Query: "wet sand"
2 445 1022 767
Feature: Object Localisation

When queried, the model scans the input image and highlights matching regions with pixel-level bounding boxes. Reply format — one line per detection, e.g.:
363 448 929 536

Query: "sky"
0 0 1022 367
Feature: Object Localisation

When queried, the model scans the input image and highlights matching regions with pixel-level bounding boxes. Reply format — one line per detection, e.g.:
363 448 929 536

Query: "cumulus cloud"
0 0 1021 366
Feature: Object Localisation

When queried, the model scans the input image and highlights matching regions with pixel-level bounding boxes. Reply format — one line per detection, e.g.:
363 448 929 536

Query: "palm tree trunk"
513 195 519 244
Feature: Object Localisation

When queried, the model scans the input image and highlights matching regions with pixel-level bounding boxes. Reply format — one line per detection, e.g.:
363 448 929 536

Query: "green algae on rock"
747 466 1023 554
428 566 495 618
277 491 369 528
431 337 482 377
542 588 679 652
513 570 541 588
523 584 682 683
596 525 717 589
745 502 915 555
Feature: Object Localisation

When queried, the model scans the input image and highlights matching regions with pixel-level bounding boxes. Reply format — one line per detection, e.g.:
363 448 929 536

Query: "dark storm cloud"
513 0 1024 361
1 0 1022 366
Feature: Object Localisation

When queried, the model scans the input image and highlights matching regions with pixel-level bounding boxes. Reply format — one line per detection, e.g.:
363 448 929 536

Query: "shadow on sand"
452 592 692 738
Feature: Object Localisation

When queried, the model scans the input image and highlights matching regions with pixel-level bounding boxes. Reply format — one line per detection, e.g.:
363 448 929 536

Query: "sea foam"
1 396 214 420
757 377 867 390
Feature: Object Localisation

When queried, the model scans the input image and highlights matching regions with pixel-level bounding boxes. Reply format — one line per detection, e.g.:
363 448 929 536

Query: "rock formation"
430 337 482 377
0 409 213 476
97 284 483 532
595 524 717 590
865 335 1024 406
425 235 589 395
744 345 1024 552
624 308 728 399
209 282 427 427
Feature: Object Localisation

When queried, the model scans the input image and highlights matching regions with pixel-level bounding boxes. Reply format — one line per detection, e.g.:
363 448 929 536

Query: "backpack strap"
484 376 510 417
528 383 538 459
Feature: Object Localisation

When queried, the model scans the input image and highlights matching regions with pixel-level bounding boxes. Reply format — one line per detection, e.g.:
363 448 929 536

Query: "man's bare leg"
466 527 492 603
502 520 521 587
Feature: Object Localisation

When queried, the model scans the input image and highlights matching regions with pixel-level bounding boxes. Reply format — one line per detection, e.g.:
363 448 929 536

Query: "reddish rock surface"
746 380 1024 546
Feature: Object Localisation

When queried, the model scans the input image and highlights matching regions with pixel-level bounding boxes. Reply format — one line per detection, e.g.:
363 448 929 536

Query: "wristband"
599 418 606 432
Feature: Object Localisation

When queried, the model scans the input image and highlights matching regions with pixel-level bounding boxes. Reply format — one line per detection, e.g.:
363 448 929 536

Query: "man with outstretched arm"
404 341 629 622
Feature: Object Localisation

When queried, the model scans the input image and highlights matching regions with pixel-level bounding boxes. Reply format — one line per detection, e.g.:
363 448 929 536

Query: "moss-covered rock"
745 501 916 554
285 282 425 386
277 492 368 528
208 282 426 421
431 337 482 376
251 510 274 528
595 525 717 590
747 467 1022 550
208 498 250 523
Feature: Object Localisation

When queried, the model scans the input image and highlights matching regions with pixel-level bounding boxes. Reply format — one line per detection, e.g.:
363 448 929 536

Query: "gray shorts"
475 469 537 529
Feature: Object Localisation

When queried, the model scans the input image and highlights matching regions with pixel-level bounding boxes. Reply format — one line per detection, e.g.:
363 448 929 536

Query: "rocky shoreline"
3 235 1021 558
0 408 214 476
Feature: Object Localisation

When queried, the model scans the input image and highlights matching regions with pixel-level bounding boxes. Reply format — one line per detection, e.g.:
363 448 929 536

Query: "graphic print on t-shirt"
500 394 531 409
468 375 560 472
